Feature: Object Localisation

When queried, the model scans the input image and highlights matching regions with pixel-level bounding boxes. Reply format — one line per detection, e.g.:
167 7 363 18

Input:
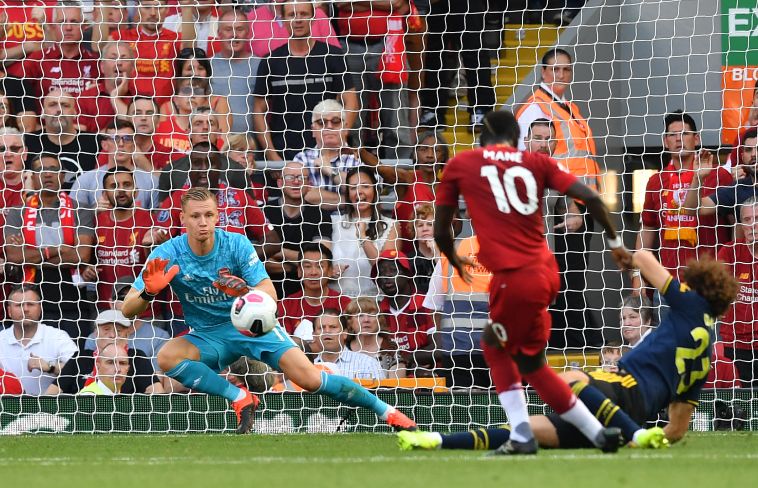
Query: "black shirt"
264 198 332 296
54 347 158 394
24 131 101 188
254 42 354 159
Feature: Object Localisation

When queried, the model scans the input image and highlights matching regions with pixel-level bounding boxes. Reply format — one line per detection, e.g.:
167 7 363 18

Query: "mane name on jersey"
483 150 523 163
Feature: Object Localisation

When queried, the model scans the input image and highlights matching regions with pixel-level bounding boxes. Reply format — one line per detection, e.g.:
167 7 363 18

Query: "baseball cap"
95 309 132 328
112 276 136 301
376 249 411 272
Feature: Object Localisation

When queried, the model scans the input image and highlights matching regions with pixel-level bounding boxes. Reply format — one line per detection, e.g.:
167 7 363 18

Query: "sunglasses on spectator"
108 134 134 143
313 117 343 128
0 145 23 154
179 86 208 96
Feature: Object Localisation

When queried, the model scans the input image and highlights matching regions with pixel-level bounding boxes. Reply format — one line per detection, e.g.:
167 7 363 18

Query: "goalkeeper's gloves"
141 258 180 299
213 269 250 297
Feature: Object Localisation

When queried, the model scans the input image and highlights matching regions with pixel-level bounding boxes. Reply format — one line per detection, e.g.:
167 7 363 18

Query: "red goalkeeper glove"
142 258 180 296
213 269 250 297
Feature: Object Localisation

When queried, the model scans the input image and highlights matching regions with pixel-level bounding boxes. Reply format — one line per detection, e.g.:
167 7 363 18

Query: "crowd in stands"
0 0 755 397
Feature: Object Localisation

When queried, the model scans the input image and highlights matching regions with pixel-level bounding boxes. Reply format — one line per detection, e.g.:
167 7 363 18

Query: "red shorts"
487 255 560 356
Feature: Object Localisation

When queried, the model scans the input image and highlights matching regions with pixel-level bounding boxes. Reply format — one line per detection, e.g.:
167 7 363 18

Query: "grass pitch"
1 432 756 488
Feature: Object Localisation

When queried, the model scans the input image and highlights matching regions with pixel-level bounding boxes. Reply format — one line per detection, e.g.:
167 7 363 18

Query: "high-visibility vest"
439 236 493 354
516 87 601 191
78 380 115 396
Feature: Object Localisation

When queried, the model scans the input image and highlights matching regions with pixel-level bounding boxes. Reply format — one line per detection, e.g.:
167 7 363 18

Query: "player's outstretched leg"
159 338 260 434
571 381 669 449
398 427 512 451
278 348 417 431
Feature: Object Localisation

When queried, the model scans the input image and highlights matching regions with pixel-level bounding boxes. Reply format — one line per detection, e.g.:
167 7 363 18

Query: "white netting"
0 0 753 433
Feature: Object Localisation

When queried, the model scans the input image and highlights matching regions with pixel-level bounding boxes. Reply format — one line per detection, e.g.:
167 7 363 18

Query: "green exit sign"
723 1 758 66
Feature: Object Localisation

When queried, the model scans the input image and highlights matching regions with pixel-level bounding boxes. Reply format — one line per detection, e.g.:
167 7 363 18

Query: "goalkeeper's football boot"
231 388 260 434
632 427 669 449
385 408 418 431
397 431 441 451
490 437 538 456
595 427 622 453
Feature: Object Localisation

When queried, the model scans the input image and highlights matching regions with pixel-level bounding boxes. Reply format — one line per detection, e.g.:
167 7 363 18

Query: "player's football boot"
397 431 441 451
631 427 669 449
490 437 538 456
595 427 622 453
385 408 418 431
231 388 260 434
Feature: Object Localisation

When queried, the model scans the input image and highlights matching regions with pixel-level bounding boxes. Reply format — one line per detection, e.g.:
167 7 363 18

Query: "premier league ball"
230 290 278 336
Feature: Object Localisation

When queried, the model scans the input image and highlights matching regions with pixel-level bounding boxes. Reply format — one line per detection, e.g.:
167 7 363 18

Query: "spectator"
0 285 78 395
154 79 210 158
77 41 138 134
419 0 495 129
0 90 19 130
343 297 406 379
376 249 435 375
331 167 399 297
156 108 248 203
0 2 46 67
128 96 173 172
0 128 27 210
311 310 386 380
619 294 655 348
226 132 267 205
516 52 603 348
409 203 438 294
24 89 101 187
361 131 449 251
4 154 95 340
210 9 261 134
71 119 159 211
154 142 269 244
683 127 758 226
164 0 219 55
87 0 128 53
635 111 733 286
424 235 492 388
247 0 340 58
335 0 412 156
599 341 623 373
48 308 163 395
253 0 358 161
78 342 131 395
717 198 758 387
109 0 186 105
265 163 333 297
295 99 361 212
79 166 155 309
6 2 100 133
277 242 350 337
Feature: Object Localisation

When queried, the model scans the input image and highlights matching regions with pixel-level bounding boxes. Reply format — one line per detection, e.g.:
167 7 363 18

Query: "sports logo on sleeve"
249 251 259 267
157 210 170 223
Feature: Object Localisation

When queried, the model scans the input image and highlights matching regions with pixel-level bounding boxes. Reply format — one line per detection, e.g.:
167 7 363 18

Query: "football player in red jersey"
434 110 633 455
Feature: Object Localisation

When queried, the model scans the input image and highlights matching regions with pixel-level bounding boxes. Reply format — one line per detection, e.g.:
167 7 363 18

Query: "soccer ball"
230 290 278 336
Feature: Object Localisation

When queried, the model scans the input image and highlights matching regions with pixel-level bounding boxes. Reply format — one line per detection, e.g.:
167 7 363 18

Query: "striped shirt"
315 349 387 380
293 148 360 194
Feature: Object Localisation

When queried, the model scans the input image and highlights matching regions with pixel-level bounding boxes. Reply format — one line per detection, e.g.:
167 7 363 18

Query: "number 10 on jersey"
481 165 540 215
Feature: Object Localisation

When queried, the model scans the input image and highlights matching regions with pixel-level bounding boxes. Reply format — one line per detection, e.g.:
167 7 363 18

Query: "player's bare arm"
564 181 633 270
433 204 474 284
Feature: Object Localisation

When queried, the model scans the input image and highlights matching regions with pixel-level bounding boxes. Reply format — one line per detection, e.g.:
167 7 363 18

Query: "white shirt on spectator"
293 148 360 194
330 214 394 298
163 12 218 53
315 349 386 380
423 260 446 312
0 324 78 395
515 82 563 151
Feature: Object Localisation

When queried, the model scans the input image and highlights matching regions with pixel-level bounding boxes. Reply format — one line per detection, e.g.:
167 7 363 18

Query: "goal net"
0 0 753 434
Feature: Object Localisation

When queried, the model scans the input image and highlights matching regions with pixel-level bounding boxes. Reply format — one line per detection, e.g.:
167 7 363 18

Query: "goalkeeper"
399 250 738 452
122 188 416 434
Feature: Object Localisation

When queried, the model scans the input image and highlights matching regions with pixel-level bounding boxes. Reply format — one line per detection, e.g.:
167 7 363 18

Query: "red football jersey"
109 28 181 104
642 163 732 279
156 184 269 242
6 45 100 101
718 241 758 350
277 289 352 335
380 294 435 352
77 81 135 134
154 116 191 160
94 209 154 306
436 145 577 272
394 174 435 253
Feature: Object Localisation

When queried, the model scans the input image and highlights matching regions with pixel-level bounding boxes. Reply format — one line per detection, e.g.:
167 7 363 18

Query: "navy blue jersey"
619 278 716 419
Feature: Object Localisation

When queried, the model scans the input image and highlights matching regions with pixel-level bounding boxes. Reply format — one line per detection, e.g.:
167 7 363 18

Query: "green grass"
1 433 757 487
